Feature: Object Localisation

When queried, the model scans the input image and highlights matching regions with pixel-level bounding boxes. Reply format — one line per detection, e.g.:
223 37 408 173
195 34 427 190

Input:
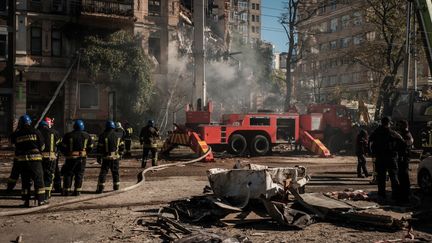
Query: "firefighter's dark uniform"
421 125 432 154
139 125 159 168
96 129 124 193
355 129 369 178
369 125 404 200
38 125 61 199
124 124 133 156
60 130 93 196
6 158 20 192
11 125 46 206
397 128 413 203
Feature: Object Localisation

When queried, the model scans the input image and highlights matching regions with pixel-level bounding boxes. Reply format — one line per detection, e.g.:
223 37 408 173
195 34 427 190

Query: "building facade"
227 0 261 44
294 0 430 104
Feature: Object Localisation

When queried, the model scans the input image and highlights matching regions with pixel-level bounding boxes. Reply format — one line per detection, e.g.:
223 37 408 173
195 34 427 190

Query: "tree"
279 0 321 110
350 0 406 118
81 30 153 126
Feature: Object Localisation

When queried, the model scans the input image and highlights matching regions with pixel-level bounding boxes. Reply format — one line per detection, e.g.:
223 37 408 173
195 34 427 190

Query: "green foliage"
81 31 153 125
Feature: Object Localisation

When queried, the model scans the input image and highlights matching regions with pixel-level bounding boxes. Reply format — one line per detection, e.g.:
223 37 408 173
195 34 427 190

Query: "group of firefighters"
6 115 159 207
356 117 414 203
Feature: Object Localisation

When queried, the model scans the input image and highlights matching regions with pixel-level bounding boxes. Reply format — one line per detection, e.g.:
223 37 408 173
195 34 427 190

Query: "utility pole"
403 1 412 91
193 0 206 110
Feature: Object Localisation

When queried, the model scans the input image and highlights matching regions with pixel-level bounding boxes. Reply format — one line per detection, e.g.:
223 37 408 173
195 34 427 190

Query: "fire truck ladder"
161 125 214 162
300 130 331 158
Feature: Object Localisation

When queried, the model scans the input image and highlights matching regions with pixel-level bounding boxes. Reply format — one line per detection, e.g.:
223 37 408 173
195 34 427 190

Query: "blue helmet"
147 120 155 127
39 120 49 127
106 120 115 129
19 115 32 127
73 119 85 131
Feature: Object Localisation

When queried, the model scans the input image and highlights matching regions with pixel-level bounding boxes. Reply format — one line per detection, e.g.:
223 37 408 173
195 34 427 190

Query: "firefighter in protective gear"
60 120 93 196
421 121 432 154
369 117 405 201
96 121 125 193
123 121 133 156
11 115 47 207
114 122 125 140
396 120 414 203
44 117 62 192
139 120 160 168
38 119 61 200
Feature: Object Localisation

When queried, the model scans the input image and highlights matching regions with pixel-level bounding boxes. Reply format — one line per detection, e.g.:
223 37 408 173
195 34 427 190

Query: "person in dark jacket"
10 115 47 207
369 117 405 201
139 120 159 168
96 121 125 193
396 120 414 203
123 121 133 156
38 118 61 199
60 120 93 196
355 129 369 178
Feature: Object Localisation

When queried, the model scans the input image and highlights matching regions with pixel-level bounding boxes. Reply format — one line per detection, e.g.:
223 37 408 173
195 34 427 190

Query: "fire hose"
0 148 212 217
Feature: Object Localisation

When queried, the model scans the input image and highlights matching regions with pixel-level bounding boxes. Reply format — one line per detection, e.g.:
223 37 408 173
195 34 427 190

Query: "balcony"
81 0 133 17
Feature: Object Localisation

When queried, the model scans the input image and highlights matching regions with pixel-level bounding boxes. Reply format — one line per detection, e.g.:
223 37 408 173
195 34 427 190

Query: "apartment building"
0 0 13 136
227 0 261 44
294 1 430 104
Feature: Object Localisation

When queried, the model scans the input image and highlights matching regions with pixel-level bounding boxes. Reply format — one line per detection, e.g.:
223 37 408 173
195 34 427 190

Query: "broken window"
52 30 62 57
0 35 6 58
148 37 161 63
79 83 99 109
31 27 42 55
148 0 161 16
250 117 270 126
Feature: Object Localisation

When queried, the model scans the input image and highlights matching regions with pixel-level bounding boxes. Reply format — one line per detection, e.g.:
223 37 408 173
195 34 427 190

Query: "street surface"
0 149 431 242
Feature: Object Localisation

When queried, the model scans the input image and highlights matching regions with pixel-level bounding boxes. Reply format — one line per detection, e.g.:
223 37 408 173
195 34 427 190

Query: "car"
418 156 432 194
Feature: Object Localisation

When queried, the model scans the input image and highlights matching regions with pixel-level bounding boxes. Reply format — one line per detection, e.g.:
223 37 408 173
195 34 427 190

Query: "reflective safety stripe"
37 188 45 194
21 189 28 195
105 138 109 153
16 134 38 143
7 178 17 183
50 134 54 152
75 188 82 192
15 154 43 161
84 139 88 150
42 152 57 159
114 182 120 185
97 183 105 186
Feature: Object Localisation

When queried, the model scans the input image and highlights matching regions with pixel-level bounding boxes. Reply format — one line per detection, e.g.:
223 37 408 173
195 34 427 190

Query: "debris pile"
137 162 413 241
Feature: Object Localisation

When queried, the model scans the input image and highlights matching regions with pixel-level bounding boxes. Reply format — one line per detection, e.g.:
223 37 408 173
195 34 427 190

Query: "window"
252 3 255 9
330 40 337 49
319 4 326 14
341 15 350 28
341 73 351 84
329 75 338 86
320 43 328 51
251 15 255 22
148 0 161 16
0 35 6 58
252 26 255 33
250 117 270 126
256 3 260 10
320 22 327 32
330 18 339 32
148 37 161 63
51 30 62 57
31 27 42 55
79 83 99 109
366 31 376 41
238 1 248 9
330 0 337 11
256 15 259 22
353 34 363 45
340 37 350 48
353 11 363 25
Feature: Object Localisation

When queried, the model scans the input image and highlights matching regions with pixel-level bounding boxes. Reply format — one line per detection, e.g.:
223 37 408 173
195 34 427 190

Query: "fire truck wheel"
251 135 270 156
228 134 248 155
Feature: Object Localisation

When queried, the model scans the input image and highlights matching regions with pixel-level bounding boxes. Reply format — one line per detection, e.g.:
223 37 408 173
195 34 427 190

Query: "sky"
261 0 287 53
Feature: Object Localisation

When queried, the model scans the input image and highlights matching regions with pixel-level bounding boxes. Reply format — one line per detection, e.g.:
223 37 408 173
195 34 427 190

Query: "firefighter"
421 121 432 154
43 117 63 193
60 120 93 196
139 120 160 168
369 117 404 201
10 115 47 207
355 129 369 178
96 121 125 193
123 121 133 156
38 117 61 199
114 122 126 140
396 120 414 203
